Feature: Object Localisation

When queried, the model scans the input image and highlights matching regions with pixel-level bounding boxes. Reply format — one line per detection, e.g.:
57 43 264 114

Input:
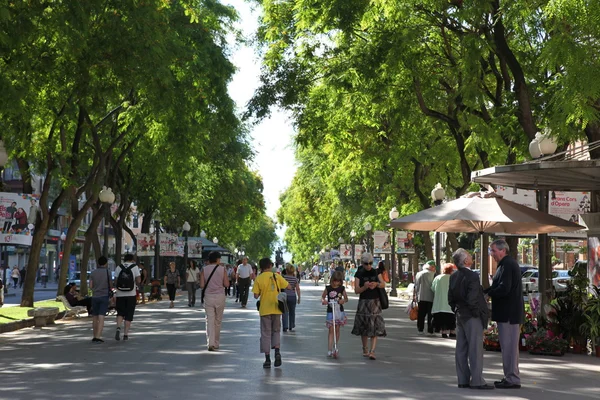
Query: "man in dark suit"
448 248 494 390
485 239 524 389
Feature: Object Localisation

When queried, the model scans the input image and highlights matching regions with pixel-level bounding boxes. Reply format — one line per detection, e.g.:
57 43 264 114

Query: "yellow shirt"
252 271 289 316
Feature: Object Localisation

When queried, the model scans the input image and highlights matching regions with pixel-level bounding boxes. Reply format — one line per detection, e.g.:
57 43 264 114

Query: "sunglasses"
365 261 373 265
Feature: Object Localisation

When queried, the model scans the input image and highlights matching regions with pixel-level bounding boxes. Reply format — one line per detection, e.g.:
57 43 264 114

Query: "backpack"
116 264 136 291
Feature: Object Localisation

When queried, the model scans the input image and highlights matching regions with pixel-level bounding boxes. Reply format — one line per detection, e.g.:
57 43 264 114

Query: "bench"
56 295 87 318
27 307 60 328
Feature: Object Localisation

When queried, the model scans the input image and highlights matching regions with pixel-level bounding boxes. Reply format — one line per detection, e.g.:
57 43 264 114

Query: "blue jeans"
282 295 297 330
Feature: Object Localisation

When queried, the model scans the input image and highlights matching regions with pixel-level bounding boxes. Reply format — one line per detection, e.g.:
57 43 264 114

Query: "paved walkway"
0 282 598 400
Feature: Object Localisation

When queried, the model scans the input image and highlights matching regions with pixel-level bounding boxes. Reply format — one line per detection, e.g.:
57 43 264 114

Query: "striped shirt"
283 275 298 297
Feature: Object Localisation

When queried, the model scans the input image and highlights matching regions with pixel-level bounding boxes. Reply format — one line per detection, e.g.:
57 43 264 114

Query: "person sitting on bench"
64 283 92 314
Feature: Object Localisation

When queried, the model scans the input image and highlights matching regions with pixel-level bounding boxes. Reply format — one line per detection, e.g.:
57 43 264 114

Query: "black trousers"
238 277 251 306
167 283 176 301
417 300 434 333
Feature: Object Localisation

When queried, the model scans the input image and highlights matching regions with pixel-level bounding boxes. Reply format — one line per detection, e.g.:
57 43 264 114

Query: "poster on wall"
373 230 391 254
339 244 352 259
0 192 41 247
354 244 365 261
187 238 203 258
396 231 415 254
135 233 156 256
160 233 179 257
548 191 591 223
588 236 600 288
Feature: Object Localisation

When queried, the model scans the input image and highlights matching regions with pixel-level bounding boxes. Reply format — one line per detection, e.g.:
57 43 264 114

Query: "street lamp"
59 232 66 284
212 237 218 244
389 207 400 297
182 221 190 271
350 229 356 265
431 183 445 272
154 211 161 279
200 230 207 238
99 186 115 258
364 222 372 253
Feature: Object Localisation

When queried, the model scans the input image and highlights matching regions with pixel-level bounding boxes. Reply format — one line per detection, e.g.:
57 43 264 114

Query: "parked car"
519 264 537 276
522 269 539 293
522 269 572 294
552 270 572 293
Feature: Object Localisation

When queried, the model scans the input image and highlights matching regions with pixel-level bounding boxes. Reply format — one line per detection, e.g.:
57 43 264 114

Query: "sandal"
362 347 369 357
368 351 376 360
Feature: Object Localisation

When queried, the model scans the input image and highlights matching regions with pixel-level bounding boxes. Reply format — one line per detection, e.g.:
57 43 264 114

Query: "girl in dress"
321 271 348 357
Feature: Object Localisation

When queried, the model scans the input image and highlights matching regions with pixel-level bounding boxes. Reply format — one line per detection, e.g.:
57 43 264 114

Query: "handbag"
378 287 389 310
274 273 288 313
381 269 390 283
409 300 419 321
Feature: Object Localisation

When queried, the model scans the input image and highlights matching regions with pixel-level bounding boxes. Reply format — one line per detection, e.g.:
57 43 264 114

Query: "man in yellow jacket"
253 257 290 368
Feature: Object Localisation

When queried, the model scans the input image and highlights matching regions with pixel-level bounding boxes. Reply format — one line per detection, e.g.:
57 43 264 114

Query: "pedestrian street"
0 281 599 400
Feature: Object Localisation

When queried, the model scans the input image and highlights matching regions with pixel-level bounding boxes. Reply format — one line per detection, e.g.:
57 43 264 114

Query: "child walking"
321 271 348 357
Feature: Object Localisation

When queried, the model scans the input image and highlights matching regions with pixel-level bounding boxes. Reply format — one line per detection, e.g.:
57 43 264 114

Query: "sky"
224 1 297 255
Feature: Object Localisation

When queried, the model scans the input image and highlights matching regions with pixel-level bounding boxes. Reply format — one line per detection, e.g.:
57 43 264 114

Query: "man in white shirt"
113 254 141 341
236 257 255 308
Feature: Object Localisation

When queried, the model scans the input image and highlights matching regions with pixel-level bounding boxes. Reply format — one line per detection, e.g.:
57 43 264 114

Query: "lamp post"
154 211 161 279
200 230 206 238
59 232 66 283
431 183 445 273
213 237 218 245
364 222 372 253
0 141 7 293
389 207 400 297
350 230 356 265
99 186 115 258
183 221 190 271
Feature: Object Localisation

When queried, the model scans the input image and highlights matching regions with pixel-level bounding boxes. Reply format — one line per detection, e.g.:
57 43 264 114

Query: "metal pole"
103 205 109 258
351 237 355 265
390 228 397 297
155 221 161 280
183 230 189 275
435 232 441 274
2 246 7 294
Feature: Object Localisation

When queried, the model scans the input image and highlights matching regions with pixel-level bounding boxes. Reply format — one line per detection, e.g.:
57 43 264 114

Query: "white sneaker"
327 351 333 357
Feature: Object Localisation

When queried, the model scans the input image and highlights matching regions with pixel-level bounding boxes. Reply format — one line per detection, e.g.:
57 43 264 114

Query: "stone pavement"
0 282 598 400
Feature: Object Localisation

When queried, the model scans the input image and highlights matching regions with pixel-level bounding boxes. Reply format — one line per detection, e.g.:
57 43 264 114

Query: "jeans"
238 277 251 306
282 295 297 331
186 282 197 305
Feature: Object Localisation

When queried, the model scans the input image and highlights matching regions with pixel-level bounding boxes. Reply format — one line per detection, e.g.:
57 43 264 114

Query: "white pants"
204 293 226 348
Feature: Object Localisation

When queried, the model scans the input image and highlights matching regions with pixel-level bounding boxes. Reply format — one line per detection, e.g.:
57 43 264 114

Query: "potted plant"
483 323 500 351
525 328 568 356
581 286 600 357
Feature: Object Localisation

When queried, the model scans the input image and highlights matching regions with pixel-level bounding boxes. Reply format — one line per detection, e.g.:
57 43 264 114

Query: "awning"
471 160 600 191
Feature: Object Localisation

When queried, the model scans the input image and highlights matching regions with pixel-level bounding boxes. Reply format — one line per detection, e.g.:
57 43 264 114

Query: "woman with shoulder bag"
351 253 386 360
186 260 200 307
200 252 229 351
164 262 180 308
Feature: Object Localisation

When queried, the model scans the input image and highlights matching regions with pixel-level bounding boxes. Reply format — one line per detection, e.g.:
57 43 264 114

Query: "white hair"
452 248 471 267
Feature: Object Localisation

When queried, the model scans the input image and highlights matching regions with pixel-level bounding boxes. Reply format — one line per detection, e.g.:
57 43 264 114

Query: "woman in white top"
186 260 200 307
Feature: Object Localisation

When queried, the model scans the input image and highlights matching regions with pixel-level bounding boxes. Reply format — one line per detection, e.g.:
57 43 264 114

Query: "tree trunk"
585 120 600 160
79 205 104 294
20 228 47 307
421 231 434 260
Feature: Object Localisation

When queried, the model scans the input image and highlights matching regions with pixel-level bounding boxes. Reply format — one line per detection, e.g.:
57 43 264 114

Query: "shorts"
115 296 137 321
326 311 348 327
91 296 109 316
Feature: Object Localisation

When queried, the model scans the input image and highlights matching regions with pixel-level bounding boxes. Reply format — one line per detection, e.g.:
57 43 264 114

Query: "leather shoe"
495 381 521 389
457 384 470 388
470 384 495 390
494 378 507 385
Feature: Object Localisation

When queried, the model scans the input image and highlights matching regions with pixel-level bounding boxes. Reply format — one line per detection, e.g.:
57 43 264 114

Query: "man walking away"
113 254 141 341
89 256 111 343
253 257 290 368
448 249 494 390
200 251 229 351
236 257 254 308
415 261 436 335
485 239 524 389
